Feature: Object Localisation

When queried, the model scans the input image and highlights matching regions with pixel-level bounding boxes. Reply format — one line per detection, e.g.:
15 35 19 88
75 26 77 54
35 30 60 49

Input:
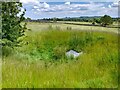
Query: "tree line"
26 15 118 27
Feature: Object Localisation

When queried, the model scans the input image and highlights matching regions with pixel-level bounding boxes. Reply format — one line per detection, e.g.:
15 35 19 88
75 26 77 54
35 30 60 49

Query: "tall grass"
16 29 118 61
2 27 118 88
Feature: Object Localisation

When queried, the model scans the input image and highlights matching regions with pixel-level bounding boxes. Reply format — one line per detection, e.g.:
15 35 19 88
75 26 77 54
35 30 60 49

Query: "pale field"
26 22 119 34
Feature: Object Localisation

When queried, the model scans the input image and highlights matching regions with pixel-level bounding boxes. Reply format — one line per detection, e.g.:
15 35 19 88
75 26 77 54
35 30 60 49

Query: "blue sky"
20 0 119 19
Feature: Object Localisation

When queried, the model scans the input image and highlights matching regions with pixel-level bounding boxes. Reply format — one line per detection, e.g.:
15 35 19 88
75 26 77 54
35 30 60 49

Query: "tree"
92 22 95 25
26 17 31 22
100 15 113 27
94 18 101 24
1 2 27 47
53 17 57 23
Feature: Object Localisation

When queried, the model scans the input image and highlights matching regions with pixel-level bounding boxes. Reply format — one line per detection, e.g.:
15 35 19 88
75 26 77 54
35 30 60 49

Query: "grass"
2 22 119 88
26 22 118 34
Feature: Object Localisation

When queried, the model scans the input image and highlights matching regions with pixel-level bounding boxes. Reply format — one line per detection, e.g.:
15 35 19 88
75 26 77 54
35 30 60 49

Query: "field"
2 22 119 88
26 22 119 33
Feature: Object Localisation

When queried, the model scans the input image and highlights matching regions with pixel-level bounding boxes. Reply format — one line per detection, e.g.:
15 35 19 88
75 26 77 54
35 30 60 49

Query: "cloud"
20 0 39 4
34 6 39 9
39 3 89 13
113 0 119 3
65 2 71 5
102 7 105 8
43 2 50 8
111 2 118 7
22 2 118 19
33 2 50 9
108 5 112 8
31 2 105 17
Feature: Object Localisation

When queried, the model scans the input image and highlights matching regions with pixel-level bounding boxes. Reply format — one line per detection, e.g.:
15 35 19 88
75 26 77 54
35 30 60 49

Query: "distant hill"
26 16 118 22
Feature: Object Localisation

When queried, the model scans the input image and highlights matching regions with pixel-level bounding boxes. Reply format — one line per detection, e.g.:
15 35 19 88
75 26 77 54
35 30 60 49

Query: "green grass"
2 22 119 88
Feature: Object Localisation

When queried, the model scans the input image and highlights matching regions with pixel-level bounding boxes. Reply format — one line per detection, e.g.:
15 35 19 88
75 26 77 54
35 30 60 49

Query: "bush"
92 22 95 25
53 46 66 60
2 46 13 57
48 25 53 30
55 26 61 30
68 34 83 50
67 26 72 30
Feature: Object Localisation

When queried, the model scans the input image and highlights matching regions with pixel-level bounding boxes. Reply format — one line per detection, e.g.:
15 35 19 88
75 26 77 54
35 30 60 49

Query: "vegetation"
100 15 113 27
1 2 27 47
2 24 118 88
27 16 118 24
26 22 118 33
1 2 118 88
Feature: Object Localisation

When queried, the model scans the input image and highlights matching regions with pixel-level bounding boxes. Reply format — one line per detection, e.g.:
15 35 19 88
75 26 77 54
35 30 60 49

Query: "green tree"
53 17 57 23
100 15 113 27
95 18 101 24
1 2 27 47
26 17 31 22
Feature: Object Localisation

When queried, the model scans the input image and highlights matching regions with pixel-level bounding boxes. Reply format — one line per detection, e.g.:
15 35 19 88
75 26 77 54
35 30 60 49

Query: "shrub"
48 25 53 30
67 26 72 30
2 46 13 57
53 46 66 60
55 26 61 30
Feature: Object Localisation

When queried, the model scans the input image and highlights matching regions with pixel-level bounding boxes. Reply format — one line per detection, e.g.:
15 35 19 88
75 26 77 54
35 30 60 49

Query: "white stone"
66 50 83 58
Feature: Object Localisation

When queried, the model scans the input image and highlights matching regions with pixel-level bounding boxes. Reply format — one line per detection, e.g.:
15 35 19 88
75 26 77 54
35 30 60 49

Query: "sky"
19 0 119 19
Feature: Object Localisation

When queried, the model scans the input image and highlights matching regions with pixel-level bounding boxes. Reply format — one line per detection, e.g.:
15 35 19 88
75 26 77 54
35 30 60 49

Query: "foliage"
2 22 118 88
66 26 72 30
2 29 118 88
25 17 31 22
95 18 101 24
53 17 57 23
100 15 113 27
1 2 27 47
92 22 95 25
13 27 118 62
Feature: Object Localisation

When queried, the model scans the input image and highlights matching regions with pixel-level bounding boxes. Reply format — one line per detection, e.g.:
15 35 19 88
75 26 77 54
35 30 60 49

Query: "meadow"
2 22 119 88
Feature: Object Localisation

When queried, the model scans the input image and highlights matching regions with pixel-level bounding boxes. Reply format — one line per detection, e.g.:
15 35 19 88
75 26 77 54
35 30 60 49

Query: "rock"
66 50 83 58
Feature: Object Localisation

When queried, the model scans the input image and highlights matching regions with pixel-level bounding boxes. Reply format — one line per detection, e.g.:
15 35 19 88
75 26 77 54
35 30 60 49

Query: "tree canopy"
1 2 27 47
100 15 113 27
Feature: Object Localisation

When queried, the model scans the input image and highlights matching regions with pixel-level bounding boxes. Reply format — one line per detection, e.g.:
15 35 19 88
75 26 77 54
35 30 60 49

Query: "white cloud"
108 5 112 8
111 2 118 7
113 0 119 3
37 9 40 11
23 2 118 19
33 2 50 9
65 2 71 5
102 7 105 8
34 6 39 9
43 2 50 8
20 0 39 5
32 2 111 15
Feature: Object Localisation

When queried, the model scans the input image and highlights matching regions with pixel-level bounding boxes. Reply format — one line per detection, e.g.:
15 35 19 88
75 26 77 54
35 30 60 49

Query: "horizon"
27 15 118 20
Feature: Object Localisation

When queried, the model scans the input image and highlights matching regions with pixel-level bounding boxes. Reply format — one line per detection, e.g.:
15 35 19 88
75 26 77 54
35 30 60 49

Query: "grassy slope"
2 22 118 88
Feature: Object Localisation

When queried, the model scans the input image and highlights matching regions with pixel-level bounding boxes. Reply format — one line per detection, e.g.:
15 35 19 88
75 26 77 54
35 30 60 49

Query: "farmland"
26 22 119 33
2 22 119 88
